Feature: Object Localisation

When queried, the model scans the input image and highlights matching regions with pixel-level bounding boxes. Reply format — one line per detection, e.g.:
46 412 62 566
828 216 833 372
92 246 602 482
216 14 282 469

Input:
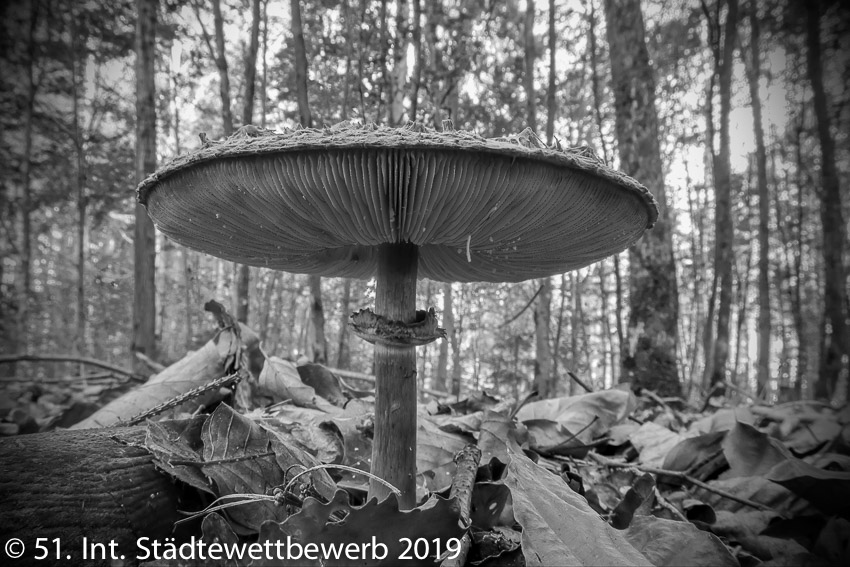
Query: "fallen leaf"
624 515 738 566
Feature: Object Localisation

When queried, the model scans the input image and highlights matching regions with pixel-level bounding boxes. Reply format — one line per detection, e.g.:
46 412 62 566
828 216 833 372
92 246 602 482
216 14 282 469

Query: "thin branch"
588 452 779 513
501 283 544 327
0 354 144 381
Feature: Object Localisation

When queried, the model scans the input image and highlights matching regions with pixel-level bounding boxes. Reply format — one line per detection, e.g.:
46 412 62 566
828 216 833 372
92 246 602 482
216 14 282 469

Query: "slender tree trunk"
70 12 87 359
587 0 610 165
552 274 567 381
389 0 409 124
604 0 682 396
545 0 556 144
261 0 268 127
133 0 158 365
598 262 615 386
409 0 422 121
377 0 389 122
708 0 739 390
182 251 194 349
341 0 352 120
290 0 327 364
307 274 327 363
792 118 808 396
533 279 553 397
745 1 771 396
258 271 278 344
12 0 39 368
234 0 262 324
212 0 233 135
524 0 537 130
451 285 462 397
435 283 452 393
336 278 352 369
806 1 849 401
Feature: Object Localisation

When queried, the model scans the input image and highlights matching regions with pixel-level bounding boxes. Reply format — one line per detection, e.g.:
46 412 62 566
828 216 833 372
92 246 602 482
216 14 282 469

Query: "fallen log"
0 427 184 567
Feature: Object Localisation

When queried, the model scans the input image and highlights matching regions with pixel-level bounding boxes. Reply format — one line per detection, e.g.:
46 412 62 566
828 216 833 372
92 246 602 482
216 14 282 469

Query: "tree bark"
708 0 739 390
389 0 409 124
533 279 553 397
336 278 352 369
435 282 453 393
0 427 184 566
289 0 327 365
745 2 771 397
133 0 158 366
806 0 849 401
70 10 88 361
545 0 556 144
234 0 263 325
524 0 537 130
451 285 462 397
409 0 422 121
604 0 681 396
212 0 233 135
307 274 327 363
11 1 38 370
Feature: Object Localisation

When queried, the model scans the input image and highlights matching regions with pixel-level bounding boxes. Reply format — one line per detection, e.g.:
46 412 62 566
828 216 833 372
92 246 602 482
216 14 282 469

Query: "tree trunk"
745 0 771 397
806 1 849 401
708 0 739 390
604 0 681 396
389 0 409 124
212 0 233 135
290 0 327 364
0 427 184 567
261 0 269 127
533 279 553 397
133 0 158 366
336 278 352 369
11 1 38 371
435 282 453 393
70 11 87 361
524 0 537 130
588 0 611 164
545 0 556 144
234 0 262 324
451 285 463 397
258 270 278 344
291 0 311 128
409 0 422 121
307 274 327 364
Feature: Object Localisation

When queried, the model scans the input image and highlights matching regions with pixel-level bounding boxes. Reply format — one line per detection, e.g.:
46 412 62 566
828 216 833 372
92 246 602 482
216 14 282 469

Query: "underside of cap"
138 124 657 283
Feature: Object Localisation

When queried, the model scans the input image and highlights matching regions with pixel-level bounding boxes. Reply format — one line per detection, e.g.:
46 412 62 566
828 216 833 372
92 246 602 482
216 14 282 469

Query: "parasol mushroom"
137 122 657 510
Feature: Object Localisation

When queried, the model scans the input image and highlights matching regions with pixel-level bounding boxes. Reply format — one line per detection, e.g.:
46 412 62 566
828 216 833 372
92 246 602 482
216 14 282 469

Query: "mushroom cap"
138 124 657 283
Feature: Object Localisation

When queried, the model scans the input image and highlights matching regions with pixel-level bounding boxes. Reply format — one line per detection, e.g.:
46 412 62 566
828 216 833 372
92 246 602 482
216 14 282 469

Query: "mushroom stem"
371 242 419 509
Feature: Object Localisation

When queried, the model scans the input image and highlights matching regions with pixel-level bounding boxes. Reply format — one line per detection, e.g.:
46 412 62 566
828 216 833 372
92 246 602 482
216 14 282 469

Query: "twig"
0 354 144 382
566 368 593 393
501 284 544 327
135 351 166 373
588 452 777 513
123 371 243 426
654 486 688 522
509 390 538 420
442 444 481 567
169 451 276 467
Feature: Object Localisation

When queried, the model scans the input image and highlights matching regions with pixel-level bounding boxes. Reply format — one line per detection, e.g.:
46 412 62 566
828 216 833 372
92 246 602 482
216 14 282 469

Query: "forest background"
1 0 848 409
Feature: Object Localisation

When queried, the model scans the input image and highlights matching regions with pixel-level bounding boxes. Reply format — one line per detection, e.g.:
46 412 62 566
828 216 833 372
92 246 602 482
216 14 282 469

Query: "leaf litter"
141 358 850 566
